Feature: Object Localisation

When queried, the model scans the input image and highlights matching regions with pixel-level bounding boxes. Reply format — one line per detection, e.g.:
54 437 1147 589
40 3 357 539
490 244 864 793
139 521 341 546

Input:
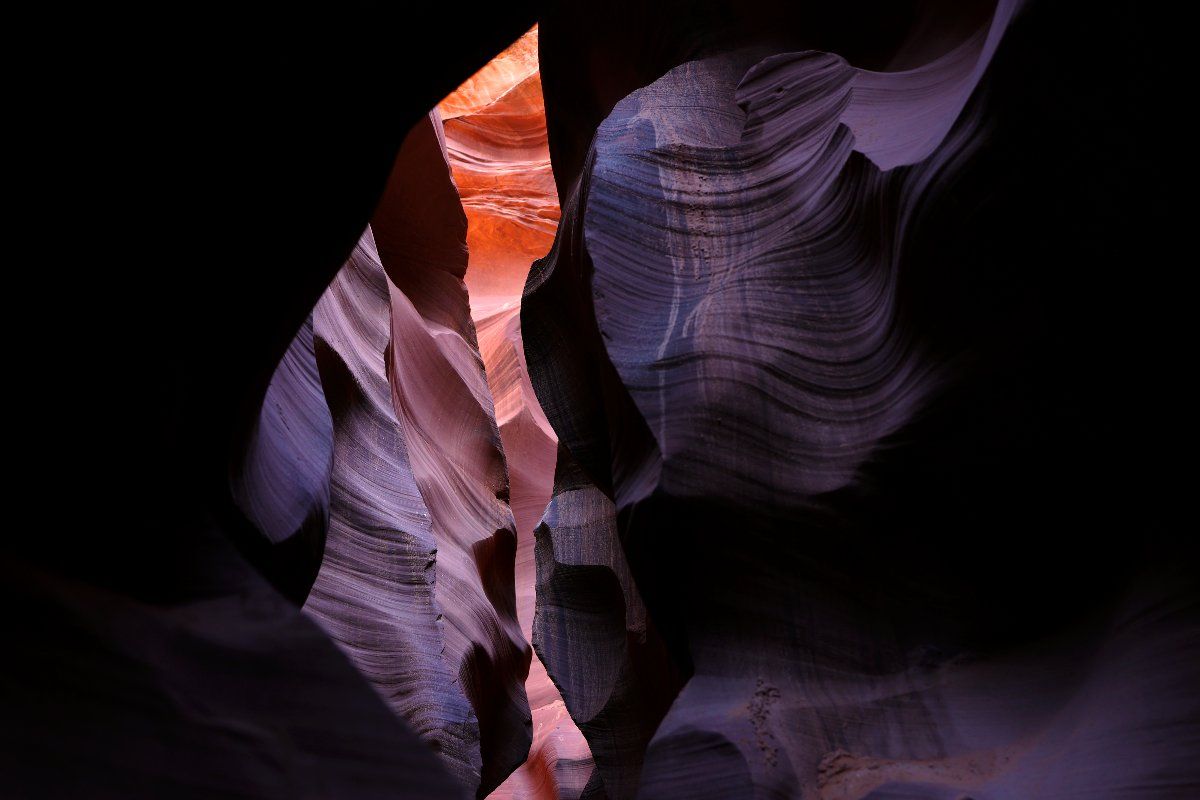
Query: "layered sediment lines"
103 7 1194 800
230 314 333 603
301 113 531 798
525 2 1200 798
441 27 598 800
10 7 1192 800
227 32 589 797
5 10 549 798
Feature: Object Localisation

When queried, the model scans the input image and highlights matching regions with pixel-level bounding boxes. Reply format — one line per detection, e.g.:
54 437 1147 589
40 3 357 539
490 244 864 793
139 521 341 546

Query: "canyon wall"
3 7 540 797
440 28 601 800
6 5 1194 800
525 1 1199 798
300 113 531 798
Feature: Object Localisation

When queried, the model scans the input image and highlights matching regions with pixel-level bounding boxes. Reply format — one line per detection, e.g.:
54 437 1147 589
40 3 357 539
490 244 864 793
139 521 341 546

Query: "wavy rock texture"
12 5 1191 800
441 27 599 800
5 7 552 796
584 0 1019 509
302 112 530 799
532 447 681 800
526 1 1200 798
523 160 684 798
230 315 333 603
444 29 560 304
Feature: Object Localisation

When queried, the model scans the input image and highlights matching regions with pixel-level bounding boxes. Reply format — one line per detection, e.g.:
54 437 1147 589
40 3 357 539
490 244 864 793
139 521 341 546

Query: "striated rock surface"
441 27 600 800
522 158 684 798
583 18 1019 508
303 112 530 799
527 1 1199 798
307 228 484 780
6 7 542 797
10 5 1193 799
230 315 333 604
531 447 681 800
442 29 560 306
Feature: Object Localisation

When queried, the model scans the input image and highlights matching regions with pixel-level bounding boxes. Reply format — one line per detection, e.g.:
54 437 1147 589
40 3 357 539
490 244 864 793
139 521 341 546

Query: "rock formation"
3 7 540 797
6 4 1194 800
230 315 333 604
301 113 531 798
525 1 1200 798
440 27 601 799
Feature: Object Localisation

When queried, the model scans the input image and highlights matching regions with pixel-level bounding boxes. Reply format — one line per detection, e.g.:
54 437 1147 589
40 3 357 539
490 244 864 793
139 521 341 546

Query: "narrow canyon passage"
283 12 1198 799
235 25 599 799
7 6 1193 800
438 27 597 799
287 25 596 799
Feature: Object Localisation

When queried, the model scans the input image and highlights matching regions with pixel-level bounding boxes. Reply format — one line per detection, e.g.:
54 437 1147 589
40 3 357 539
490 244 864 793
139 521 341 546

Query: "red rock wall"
440 27 600 800
303 112 531 799
14 7 1192 800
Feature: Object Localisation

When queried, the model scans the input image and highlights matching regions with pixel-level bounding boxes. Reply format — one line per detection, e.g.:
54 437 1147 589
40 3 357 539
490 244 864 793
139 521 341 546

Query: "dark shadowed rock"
526 2 1199 797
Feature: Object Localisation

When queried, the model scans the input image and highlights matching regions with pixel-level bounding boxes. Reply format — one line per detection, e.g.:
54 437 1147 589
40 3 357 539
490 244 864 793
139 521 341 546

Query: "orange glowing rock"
442 27 559 303
438 27 541 122
440 25 596 800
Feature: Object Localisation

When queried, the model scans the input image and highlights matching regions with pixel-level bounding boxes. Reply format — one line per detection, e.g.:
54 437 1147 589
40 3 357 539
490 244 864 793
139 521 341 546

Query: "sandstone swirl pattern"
301 113 531 799
441 27 601 799
230 314 333 603
528 7 1020 795
584 3 1019 510
526 1 1195 798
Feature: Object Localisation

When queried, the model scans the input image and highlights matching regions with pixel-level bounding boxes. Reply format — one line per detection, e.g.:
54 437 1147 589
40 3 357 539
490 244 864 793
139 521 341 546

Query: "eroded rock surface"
526 2 1199 798
441 27 602 799
10 5 1191 800
303 113 531 798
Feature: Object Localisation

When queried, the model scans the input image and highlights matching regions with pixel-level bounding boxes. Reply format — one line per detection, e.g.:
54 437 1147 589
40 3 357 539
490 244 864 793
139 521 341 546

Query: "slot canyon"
4 3 1196 800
